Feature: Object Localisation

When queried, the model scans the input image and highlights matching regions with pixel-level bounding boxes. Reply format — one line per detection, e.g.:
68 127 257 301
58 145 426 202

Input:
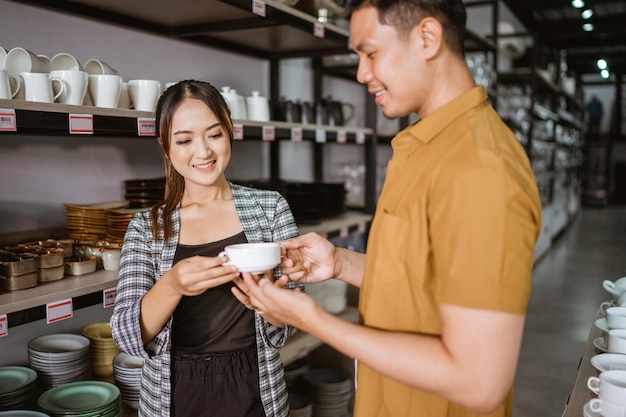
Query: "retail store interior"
1 0 626 416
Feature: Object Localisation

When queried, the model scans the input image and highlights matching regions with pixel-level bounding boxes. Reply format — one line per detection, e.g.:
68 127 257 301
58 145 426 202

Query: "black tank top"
171 231 253 357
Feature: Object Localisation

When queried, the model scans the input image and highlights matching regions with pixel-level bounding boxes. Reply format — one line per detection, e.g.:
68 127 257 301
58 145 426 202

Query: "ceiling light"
581 9 593 19
571 0 585 8
601 69 610 79
583 23 594 31
597 59 608 70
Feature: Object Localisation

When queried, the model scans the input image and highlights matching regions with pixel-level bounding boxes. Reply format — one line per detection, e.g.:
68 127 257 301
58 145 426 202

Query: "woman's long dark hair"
150 80 234 242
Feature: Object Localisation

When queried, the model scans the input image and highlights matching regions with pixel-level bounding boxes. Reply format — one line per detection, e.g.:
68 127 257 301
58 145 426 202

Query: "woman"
110 80 300 417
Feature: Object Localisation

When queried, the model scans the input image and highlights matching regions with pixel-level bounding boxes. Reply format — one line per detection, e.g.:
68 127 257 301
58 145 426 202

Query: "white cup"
607 307 626 329
604 277 626 297
84 58 119 75
246 90 270 121
0 69 20 99
50 70 88 105
589 397 626 417
50 52 83 71
218 242 281 274
608 329 626 354
117 82 132 109
128 79 161 112
6 47 50 76
88 74 122 108
102 248 121 271
588 370 626 406
21 72 64 103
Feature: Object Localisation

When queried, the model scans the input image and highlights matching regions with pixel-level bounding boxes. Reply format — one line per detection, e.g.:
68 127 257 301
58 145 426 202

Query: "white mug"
0 69 20 99
128 79 161 112
21 72 64 103
589 397 626 417
84 58 119 75
6 47 50 76
218 242 281 274
588 370 626 406
88 74 122 108
50 52 83 72
50 70 88 105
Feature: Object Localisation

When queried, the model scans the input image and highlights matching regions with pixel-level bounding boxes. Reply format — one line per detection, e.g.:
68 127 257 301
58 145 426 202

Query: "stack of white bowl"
82 323 120 378
27 334 90 391
112 353 143 410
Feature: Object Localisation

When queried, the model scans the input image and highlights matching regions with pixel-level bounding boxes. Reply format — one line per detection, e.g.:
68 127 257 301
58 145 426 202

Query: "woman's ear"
414 17 443 60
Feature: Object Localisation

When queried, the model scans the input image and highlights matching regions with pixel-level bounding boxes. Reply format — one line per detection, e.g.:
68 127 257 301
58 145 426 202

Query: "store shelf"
280 306 358 365
0 211 372 327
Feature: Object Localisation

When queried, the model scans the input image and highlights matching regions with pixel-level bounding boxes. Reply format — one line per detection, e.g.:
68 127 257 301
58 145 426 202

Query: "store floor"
512 205 626 417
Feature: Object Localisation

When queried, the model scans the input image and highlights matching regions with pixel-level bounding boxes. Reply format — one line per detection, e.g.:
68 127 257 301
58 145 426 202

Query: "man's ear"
413 17 443 60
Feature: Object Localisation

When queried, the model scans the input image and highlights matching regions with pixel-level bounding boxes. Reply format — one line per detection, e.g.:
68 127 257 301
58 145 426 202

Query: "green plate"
37 381 119 413
0 367 37 394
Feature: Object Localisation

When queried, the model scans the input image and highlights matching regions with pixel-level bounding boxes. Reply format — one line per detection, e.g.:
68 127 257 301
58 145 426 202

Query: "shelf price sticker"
356 131 366 144
315 128 326 143
290 127 302 142
337 130 347 143
137 118 156 136
262 125 275 141
0 315 7 338
233 123 244 140
103 287 117 308
0 109 16 132
252 0 266 17
314 22 325 38
69 113 94 134
46 298 73 324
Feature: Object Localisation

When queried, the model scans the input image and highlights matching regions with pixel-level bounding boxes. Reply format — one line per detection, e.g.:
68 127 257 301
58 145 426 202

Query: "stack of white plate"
0 366 38 411
37 381 121 417
112 353 143 410
28 334 90 391
302 368 353 417
82 323 120 378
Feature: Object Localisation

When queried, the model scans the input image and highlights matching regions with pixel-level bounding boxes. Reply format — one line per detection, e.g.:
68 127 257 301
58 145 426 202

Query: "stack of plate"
106 208 144 240
63 201 129 240
28 334 91 391
37 381 121 417
302 368 353 417
0 366 38 411
112 353 143 410
123 177 165 208
82 323 120 378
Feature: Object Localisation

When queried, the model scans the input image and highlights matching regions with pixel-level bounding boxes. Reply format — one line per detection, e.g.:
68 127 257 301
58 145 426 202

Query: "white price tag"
233 124 244 140
337 130 347 143
262 125 275 141
46 299 73 324
69 114 93 134
315 129 327 143
103 287 117 308
137 117 156 136
314 22 325 38
252 0 266 16
0 109 17 132
356 131 366 144
290 127 303 142
0 315 7 337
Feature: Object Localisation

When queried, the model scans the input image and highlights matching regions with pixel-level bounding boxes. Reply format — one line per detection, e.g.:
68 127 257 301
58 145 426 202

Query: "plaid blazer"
111 183 300 416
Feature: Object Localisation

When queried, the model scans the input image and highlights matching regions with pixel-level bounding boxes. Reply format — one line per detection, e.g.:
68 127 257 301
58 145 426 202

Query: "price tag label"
0 109 17 132
252 0 266 16
0 315 7 338
46 299 73 324
137 117 156 136
315 129 326 143
233 123 244 140
314 22 325 38
290 127 302 142
356 131 366 144
340 226 349 239
103 287 117 308
337 130 347 143
262 125 275 141
69 114 93 134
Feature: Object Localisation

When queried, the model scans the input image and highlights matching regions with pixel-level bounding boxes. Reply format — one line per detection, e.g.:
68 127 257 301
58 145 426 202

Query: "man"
242 1 542 416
